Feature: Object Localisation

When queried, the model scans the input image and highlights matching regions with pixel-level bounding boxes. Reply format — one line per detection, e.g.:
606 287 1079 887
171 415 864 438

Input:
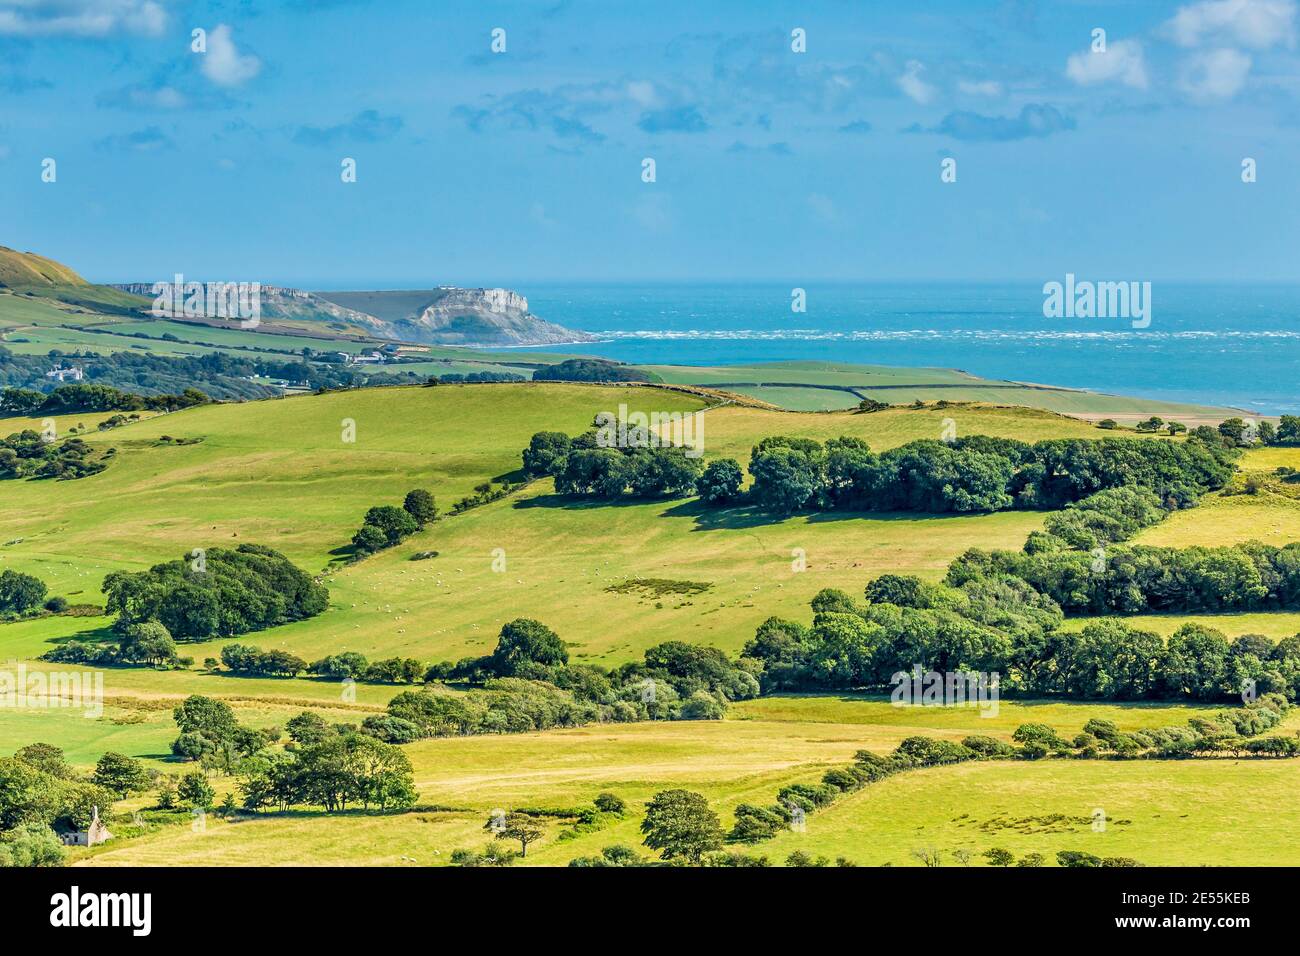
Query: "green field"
2 379 1297 868
60 695 1300 867
646 360 1245 421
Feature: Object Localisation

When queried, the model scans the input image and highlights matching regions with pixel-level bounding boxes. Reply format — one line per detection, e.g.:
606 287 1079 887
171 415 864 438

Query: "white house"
57 805 113 847
45 365 83 382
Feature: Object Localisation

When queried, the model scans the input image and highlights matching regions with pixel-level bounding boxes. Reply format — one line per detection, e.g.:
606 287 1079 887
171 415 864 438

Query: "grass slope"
66 696 1300 866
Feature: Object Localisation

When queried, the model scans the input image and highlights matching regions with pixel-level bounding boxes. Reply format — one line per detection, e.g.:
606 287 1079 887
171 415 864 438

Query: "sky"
1 0 1298 285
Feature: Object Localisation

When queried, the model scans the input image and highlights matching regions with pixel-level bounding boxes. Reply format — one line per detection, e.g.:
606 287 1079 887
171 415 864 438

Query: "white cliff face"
110 282 593 346
417 288 528 323
457 288 528 315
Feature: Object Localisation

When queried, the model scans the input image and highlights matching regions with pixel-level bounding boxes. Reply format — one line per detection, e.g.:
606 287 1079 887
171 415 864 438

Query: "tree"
1218 418 1248 445
490 811 544 857
349 735 417 810
92 752 151 797
865 574 930 608
984 847 1015 867
910 847 944 867
698 458 744 504
118 620 176 666
640 789 723 862
286 711 332 745
171 732 214 762
103 545 328 640
351 524 388 554
1158 624 1233 700
0 387 45 415
0 569 48 614
177 770 215 809
362 505 419 545
491 618 568 675
593 792 626 815
749 443 825 513
402 489 437 526
0 822 65 867
1058 850 1102 868
14 743 70 779
173 695 239 742
522 431 572 477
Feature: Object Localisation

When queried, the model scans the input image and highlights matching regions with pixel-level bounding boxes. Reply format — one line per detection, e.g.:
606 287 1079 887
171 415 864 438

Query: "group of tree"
530 359 658 383
215 645 424 683
952 539 1300 617
237 730 417 813
102 544 328 640
349 489 436 556
348 619 758 742
0 743 148 867
522 428 1237 515
0 429 113 481
743 432 1234 515
523 429 706 499
0 379 214 417
425 371 526 384
0 346 435 404
741 570 1300 703
169 695 279 770
42 619 187 669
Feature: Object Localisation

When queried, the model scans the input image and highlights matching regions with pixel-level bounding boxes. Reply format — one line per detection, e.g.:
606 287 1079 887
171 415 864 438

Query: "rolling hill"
2 380 1298 867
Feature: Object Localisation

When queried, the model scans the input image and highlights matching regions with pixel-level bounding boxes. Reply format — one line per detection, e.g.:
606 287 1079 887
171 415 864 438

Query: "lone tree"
0 569 47 614
640 789 723 862
92 752 151 797
488 812 544 857
984 847 1015 867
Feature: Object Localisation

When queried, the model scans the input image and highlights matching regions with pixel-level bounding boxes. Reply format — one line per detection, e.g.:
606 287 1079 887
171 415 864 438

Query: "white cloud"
1178 47 1254 99
0 0 164 36
898 60 936 104
957 79 1003 96
201 24 261 87
1066 38 1150 89
1165 0 1296 49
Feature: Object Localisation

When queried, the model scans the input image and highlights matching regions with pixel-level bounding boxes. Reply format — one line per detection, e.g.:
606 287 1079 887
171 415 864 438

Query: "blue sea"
516 282 1300 415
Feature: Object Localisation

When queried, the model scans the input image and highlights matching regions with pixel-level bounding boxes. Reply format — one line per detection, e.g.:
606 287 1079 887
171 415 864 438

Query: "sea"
513 282 1300 415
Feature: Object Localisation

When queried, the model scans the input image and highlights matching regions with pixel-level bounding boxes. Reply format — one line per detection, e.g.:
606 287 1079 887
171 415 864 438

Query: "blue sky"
2 0 1298 285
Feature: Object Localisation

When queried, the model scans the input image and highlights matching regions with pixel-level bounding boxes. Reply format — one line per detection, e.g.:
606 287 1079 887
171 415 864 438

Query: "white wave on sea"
588 328 1300 342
